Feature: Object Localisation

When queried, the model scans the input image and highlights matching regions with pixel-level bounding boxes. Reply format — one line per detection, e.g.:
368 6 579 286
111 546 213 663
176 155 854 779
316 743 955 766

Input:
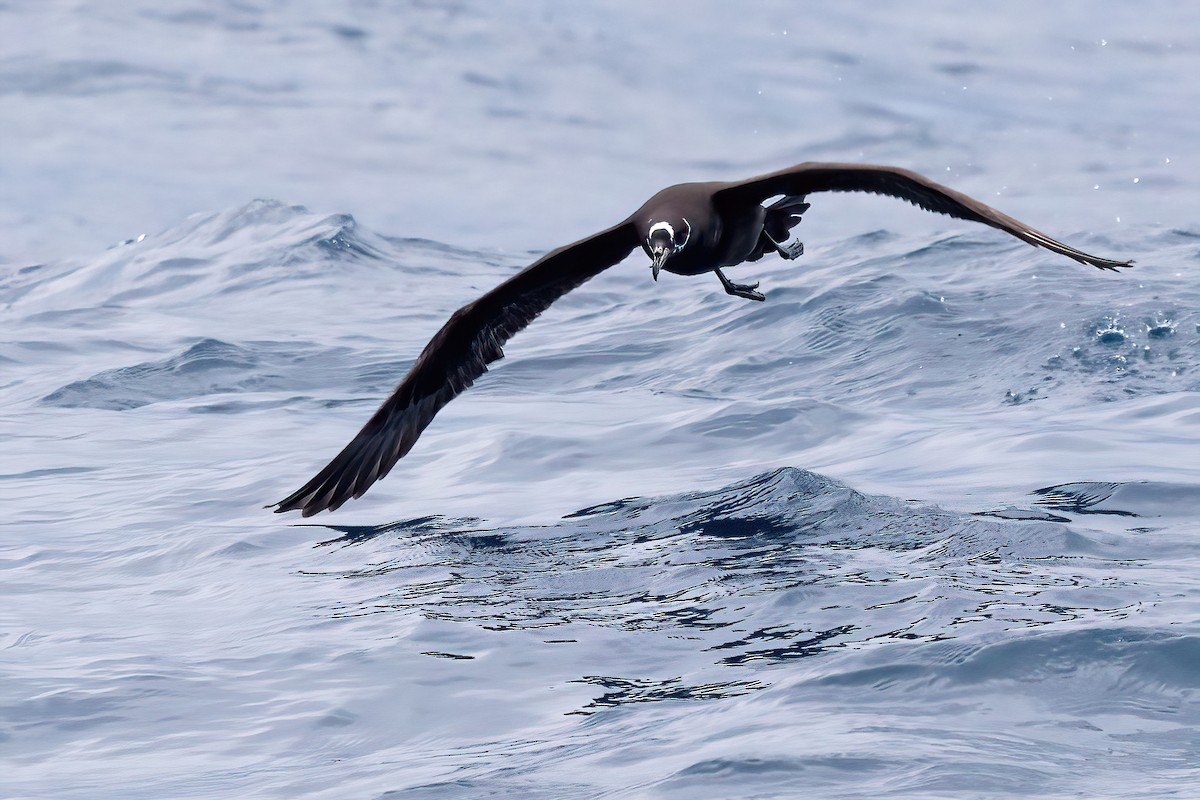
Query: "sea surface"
2 3 1198 798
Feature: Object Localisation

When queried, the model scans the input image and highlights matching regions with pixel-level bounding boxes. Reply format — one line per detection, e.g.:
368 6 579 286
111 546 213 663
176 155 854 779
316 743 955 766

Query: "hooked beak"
650 247 669 281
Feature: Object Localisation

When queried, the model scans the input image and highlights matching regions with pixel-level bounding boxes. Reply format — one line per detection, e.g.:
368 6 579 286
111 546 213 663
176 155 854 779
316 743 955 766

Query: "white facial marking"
648 219 691 252
648 220 675 242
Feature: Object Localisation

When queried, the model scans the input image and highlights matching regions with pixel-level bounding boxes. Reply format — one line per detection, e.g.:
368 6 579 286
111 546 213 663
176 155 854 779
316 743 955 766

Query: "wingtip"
271 497 328 517
271 499 296 515
1097 257 1134 272
271 490 318 516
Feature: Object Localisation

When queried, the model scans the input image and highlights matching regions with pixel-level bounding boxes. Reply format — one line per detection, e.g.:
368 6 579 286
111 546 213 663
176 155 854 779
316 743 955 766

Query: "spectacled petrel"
274 162 1129 516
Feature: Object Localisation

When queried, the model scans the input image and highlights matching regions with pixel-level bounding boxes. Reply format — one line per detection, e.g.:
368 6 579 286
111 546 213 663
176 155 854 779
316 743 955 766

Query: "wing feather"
275 220 638 516
716 162 1131 270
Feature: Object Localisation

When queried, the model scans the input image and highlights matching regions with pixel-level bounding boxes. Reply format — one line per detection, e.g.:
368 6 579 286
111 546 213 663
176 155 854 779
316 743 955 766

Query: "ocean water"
3 3 1198 798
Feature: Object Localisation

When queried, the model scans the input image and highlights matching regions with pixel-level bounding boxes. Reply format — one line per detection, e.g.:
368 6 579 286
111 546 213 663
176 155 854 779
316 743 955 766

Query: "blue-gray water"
3 4 1198 798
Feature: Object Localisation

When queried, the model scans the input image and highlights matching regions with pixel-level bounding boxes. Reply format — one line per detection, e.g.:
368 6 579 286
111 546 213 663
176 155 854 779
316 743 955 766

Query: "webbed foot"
767 233 805 260
716 268 766 302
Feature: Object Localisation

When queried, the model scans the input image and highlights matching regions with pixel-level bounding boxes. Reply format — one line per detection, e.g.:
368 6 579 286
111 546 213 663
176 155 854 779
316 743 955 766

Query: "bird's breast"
661 245 721 276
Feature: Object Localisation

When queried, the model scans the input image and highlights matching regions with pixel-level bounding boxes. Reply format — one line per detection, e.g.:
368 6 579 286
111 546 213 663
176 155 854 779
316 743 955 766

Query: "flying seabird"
274 162 1130 516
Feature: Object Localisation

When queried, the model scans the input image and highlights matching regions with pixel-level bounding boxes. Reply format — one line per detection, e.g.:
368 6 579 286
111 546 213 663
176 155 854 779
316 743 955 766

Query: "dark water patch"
309 515 485 547
562 496 648 519
568 674 763 715
0 56 294 100
1 687 130 733
40 338 351 410
975 507 1072 523
300 468 1142 676
327 23 368 42
1034 481 1124 514
188 396 311 414
0 57 179 96
0 466 99 481
421 651 474 661
679 513 796 539
711 623 856 666
1034 480 1200 518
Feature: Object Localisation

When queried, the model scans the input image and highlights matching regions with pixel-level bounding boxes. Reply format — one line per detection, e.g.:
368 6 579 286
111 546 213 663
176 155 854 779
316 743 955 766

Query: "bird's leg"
715 268 765 302
765 229 805 260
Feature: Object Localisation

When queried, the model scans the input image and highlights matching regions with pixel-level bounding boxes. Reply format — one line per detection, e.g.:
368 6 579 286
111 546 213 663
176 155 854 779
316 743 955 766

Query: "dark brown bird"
274 162 1130 516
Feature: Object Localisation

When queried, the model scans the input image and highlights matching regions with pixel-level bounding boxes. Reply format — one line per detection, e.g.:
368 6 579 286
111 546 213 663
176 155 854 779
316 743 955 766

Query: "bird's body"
635 181 794 277
274 162 1130 516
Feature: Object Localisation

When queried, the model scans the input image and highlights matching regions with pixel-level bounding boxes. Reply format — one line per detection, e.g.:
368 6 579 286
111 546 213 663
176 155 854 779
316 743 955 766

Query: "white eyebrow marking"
648 220 691 251
648 221 675 241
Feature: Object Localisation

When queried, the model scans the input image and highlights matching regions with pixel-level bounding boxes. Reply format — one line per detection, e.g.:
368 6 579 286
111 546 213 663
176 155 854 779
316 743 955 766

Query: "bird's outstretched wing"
274 220 639 516
715 162 1131 271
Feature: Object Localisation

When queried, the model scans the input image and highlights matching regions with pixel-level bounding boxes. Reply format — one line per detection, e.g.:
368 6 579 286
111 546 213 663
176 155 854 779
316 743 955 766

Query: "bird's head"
640 218 691 280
